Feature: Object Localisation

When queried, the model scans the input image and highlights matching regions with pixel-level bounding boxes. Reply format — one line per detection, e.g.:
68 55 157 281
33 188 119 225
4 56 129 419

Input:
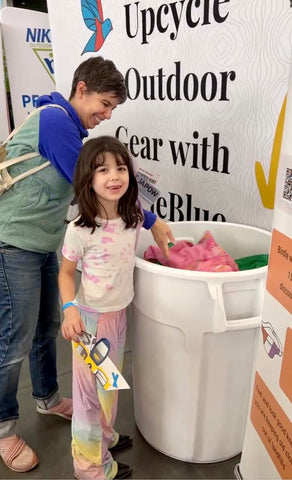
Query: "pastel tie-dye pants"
72 308 127 480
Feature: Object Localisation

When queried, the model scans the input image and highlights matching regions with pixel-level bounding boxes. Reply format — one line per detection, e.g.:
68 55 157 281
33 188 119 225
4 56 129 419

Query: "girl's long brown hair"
73 136 143 232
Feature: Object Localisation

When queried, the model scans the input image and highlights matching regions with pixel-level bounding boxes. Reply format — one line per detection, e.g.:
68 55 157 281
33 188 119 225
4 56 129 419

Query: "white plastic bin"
132 221 271 463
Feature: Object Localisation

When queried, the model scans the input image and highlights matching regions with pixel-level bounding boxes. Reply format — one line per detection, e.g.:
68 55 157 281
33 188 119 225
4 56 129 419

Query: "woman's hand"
150 217 175 259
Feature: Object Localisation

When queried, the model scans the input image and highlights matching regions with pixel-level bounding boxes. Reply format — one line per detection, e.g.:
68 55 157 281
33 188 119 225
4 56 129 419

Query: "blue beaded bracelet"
62 301 77 311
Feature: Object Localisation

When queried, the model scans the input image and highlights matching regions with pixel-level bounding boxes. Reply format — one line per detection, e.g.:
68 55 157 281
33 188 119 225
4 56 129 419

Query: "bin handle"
208 281 264 333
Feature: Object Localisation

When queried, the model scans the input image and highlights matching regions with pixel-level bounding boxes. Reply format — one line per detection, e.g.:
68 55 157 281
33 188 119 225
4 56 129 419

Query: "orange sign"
267 229 292 314
250 372 292 479
280 328 292 403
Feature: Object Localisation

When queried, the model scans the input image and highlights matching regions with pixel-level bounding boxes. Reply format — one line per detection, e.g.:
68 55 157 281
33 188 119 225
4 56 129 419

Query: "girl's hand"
62 307 85 342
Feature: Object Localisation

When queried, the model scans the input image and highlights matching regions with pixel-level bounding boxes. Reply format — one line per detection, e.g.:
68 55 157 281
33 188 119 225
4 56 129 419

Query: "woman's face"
72 82 120 129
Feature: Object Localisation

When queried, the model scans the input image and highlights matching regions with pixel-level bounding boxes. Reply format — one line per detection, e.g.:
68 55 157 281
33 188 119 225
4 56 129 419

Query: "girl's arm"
58 256 85 342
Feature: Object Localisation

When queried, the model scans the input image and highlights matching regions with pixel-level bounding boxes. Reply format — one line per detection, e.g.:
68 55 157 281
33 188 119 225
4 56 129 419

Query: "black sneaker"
114 462 132 479
74 463 132 480
109 435 133 452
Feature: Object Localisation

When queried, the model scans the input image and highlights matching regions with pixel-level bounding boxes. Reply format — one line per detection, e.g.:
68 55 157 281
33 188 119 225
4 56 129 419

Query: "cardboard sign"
73 332 130 391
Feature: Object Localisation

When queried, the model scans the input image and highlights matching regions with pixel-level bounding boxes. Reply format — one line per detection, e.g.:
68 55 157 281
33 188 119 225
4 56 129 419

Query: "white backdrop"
0 7 55 126
47 0 292 230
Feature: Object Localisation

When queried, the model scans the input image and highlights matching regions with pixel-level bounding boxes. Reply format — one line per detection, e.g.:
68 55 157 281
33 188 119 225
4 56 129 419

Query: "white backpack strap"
2 110 40 145
1 161 51 187
0 152 39 171
0 104 69 181
2 104 68 145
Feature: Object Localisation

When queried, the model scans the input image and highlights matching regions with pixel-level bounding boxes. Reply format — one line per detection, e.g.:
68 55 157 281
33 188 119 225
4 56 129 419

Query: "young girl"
58 136 144 480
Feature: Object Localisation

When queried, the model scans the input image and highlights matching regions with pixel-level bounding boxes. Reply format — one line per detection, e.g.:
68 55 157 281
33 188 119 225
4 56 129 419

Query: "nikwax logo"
26 28 51 43
26 28 55 84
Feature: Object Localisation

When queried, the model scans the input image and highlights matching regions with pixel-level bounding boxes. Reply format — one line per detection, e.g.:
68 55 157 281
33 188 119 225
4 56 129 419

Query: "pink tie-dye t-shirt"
62 217 138 312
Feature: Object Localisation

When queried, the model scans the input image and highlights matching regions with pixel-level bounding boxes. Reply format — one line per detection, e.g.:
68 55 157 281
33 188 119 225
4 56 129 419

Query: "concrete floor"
0 326 240 480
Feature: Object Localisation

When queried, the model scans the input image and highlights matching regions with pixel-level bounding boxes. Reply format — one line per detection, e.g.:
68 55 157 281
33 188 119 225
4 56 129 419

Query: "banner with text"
47 0 292 230
0 7 55 126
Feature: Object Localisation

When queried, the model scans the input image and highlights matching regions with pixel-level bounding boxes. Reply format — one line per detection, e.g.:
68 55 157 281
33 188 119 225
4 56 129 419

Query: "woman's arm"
150 217 176 259
143 211 175 259
142 209 156 229
38 106 84 183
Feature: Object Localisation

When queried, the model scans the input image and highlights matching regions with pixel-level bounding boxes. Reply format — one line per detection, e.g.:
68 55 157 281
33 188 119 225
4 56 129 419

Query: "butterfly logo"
81 0 113 54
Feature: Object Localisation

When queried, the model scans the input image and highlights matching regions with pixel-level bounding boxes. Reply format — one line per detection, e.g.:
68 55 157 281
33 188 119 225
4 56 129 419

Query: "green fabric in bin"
235 254 269 271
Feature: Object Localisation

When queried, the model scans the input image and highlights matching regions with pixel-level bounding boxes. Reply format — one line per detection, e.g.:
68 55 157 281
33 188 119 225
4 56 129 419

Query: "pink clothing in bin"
144 230 239 272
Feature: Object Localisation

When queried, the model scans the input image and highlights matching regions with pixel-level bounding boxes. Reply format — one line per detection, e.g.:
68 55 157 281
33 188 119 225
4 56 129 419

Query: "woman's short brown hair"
69 56 127 104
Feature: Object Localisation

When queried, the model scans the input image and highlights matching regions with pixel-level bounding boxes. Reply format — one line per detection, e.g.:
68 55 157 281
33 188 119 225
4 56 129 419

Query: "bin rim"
135 221 271 280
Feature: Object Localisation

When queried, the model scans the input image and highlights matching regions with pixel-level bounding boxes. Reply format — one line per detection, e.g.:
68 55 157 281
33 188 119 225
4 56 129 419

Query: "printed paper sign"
136 167 161 206
266 229 292 314
73 332 130 391
250 372 292 479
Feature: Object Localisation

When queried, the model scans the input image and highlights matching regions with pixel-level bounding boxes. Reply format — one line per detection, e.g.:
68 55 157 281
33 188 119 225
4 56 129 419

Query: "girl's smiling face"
92 152 129 217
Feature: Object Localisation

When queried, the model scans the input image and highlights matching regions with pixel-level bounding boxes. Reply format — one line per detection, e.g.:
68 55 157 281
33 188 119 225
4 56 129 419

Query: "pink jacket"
144 231 239 272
